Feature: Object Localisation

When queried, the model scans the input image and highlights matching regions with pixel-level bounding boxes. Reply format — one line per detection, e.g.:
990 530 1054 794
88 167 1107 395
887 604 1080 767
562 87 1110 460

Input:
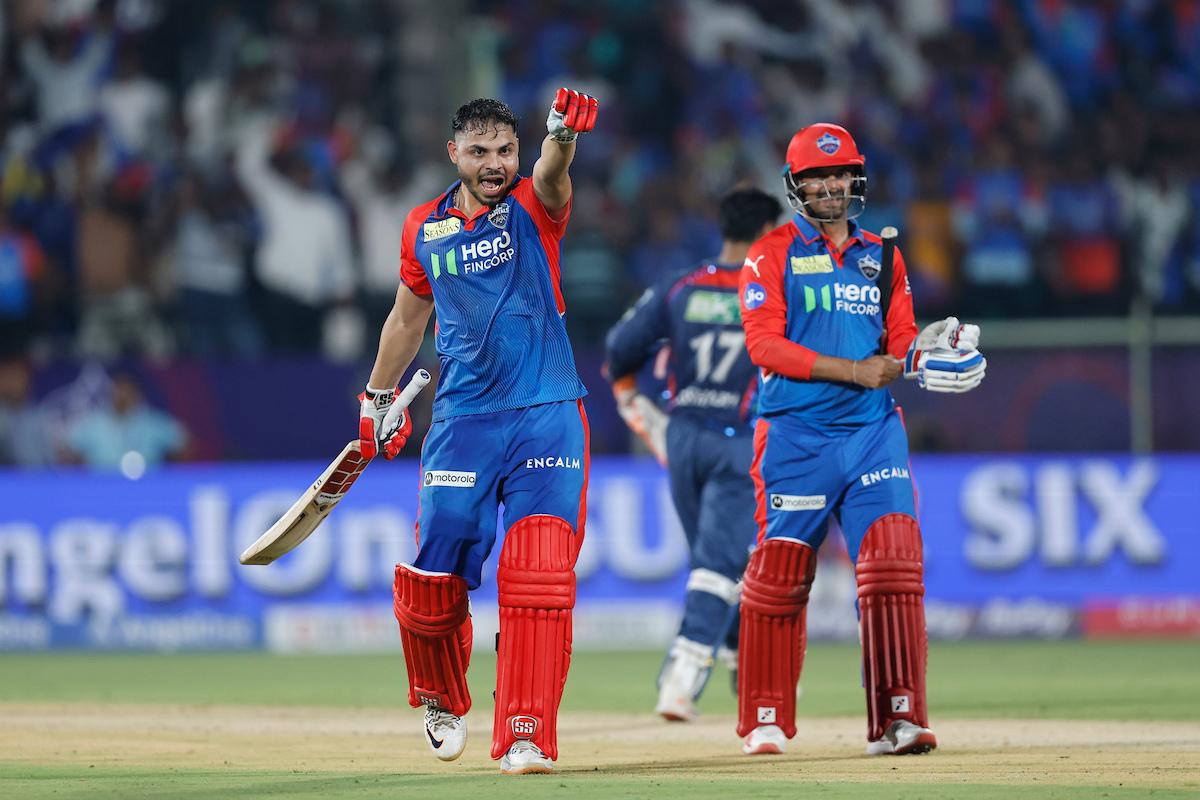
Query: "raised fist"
547 88 599 143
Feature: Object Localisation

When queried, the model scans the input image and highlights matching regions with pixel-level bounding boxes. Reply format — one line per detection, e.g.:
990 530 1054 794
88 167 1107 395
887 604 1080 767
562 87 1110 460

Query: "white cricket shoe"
866 720 938 756
423 707 467 761
500 740 555 775
655 675 699 722
742 724 787 755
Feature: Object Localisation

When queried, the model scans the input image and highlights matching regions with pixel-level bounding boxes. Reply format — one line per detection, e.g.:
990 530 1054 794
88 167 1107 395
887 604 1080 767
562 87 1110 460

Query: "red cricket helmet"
782 123 867 220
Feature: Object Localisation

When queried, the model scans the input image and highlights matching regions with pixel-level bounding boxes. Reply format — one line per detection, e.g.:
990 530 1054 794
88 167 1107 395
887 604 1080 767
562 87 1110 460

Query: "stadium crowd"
2 0 1199 467
2 0 1199 365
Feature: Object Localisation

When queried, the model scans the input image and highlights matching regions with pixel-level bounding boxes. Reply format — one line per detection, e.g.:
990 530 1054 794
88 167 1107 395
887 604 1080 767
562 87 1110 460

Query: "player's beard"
462 169 511 208
806 192 849 222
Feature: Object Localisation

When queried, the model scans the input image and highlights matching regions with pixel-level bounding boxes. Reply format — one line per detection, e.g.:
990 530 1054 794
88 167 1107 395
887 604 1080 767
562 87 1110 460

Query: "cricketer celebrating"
358 90 598 775
736 123 986 756
604 188 783 723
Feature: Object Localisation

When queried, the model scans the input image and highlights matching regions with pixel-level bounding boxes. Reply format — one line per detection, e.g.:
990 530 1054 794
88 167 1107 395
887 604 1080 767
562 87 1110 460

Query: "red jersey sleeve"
510 177 571 241
398 207 431 296
739 230 821 381
884 247 918 359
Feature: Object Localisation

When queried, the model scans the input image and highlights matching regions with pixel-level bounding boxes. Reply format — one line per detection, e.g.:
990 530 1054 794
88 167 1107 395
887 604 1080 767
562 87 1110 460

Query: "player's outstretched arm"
360 284 434 458
533 88 598 214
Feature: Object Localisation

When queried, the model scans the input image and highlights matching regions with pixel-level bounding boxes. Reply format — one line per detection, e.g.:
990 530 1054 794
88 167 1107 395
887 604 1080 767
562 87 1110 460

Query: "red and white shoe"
742 724 787 755
866 720 938 755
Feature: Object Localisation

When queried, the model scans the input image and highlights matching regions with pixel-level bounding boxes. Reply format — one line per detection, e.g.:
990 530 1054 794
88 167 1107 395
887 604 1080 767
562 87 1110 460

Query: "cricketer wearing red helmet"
735 123 986 756
358 89 599 775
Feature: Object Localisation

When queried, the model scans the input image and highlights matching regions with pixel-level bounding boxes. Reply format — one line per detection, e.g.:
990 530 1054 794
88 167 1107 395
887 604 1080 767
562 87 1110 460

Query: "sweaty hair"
719 188 784 242
451 98 519 136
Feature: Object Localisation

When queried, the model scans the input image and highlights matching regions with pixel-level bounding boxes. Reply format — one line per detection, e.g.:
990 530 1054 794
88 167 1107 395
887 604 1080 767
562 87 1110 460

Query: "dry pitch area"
1 644 1197 798
3 703 1198 797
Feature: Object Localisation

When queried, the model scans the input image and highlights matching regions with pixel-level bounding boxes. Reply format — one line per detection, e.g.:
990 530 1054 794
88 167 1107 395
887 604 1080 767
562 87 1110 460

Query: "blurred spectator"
1001 22 1068 145
1045 151 1123 313
235 120 358 356
340 145 444 334
99 44 171 160
166 169 264 358
74 161 172 359
953 136 1046 317
1119 156 1190 308
18 16 113 170
0 206 49 357
0 359 51 467
65 371 186 472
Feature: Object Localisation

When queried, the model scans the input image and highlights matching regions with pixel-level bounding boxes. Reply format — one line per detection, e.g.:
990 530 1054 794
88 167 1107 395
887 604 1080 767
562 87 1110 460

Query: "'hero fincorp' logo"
429 231 515 279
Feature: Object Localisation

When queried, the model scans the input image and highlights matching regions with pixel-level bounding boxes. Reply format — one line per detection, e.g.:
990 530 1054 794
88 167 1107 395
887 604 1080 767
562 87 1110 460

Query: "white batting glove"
905 348 987 393
913 316 981 352
546 88 599 143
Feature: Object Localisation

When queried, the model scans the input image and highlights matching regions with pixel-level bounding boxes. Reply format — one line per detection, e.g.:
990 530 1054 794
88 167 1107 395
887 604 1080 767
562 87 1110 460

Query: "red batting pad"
491 514 576 761
393 564 473 716
737 538 816 738
856 513 929 741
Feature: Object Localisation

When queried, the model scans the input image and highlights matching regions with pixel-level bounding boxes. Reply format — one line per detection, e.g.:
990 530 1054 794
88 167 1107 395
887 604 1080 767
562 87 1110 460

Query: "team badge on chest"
857 253 881 281
488 202 510 229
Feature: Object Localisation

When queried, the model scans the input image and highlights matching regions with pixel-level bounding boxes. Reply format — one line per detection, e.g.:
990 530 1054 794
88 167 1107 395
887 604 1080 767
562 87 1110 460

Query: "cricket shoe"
655 677 699 722
423 707 467 761
866 720 938 756
742 724 787 755
500 740 555 775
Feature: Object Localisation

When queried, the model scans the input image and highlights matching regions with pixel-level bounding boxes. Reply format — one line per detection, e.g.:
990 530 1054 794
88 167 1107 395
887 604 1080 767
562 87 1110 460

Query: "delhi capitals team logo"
743 282 767 310
857 253 881 280
488 202 510 229
816 132 841 155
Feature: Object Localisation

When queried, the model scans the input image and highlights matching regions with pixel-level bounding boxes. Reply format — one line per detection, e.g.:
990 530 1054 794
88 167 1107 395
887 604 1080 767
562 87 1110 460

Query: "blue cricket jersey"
606 262 757 430
400 176 587 421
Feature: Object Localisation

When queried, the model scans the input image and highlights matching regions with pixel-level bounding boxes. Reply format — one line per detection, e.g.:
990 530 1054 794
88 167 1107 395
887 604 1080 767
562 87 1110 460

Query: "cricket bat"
239 369 432 565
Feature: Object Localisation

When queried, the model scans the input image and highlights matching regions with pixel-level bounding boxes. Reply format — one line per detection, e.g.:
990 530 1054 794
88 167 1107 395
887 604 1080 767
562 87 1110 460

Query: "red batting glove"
358 385 413 460
547 88 599 142
380 409 413 459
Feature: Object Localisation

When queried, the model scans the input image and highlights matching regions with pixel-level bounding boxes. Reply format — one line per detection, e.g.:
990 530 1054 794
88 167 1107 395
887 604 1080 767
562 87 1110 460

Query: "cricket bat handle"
877 226 897 356
396 369 432 409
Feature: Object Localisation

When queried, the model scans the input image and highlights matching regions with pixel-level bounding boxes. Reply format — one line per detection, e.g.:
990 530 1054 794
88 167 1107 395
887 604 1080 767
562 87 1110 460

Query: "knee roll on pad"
492 514 576 761
393 564 473 716
856 513 929 741
736 538 816 738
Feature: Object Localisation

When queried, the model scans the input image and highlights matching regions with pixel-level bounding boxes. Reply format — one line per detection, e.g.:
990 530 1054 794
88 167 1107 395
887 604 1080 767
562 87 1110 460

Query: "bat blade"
238 441 368 565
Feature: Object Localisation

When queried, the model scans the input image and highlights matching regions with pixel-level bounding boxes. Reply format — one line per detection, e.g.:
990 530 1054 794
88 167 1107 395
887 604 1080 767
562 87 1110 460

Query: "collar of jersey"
435 177 522 223
793 213 863 251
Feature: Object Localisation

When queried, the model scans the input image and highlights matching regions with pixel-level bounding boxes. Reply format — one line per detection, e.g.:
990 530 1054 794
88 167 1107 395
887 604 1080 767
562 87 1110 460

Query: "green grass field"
1 641 1197 799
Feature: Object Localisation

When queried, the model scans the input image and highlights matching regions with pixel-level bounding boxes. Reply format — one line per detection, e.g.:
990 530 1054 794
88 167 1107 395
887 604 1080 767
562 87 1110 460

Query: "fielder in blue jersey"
358 91 598 775
605 188 783 722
